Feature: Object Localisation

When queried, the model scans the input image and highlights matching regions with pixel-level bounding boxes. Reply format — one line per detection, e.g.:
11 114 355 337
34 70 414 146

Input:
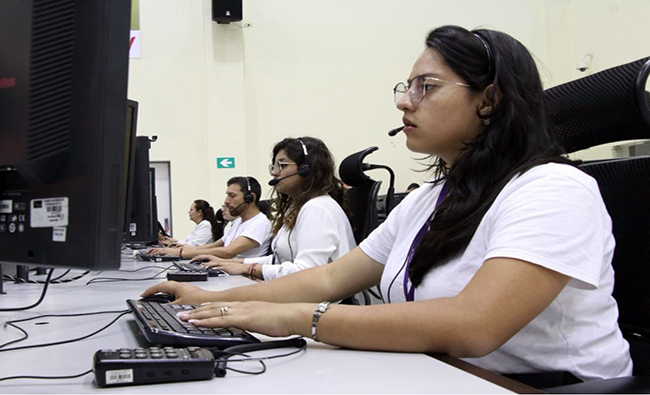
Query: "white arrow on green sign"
217 157 235 169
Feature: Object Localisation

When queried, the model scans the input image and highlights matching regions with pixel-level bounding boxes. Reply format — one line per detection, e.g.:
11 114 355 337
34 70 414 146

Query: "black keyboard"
137 252 179 262
173 261 225 277
127 299 259 348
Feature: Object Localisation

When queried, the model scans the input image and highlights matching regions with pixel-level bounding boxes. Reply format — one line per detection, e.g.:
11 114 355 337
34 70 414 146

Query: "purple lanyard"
403 183 448 301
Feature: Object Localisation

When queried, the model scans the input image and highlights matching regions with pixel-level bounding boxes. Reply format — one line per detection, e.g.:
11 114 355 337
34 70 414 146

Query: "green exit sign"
216 157 235 169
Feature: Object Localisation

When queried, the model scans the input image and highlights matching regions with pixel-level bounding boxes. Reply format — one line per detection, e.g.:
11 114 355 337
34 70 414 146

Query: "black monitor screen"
124 136 158 245
0 0 132 270
123 100 139 236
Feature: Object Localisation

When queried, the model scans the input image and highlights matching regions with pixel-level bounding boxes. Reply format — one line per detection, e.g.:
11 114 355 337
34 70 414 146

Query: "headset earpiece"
297 163 310 176
244 177 254 203
297 139 310 176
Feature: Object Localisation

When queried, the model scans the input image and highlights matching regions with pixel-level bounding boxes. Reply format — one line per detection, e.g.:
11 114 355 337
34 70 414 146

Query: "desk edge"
428 353 542 394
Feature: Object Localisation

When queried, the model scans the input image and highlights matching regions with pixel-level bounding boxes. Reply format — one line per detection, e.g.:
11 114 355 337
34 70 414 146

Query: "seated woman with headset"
144 26 630 384
158 199 222 247
195 137 356 281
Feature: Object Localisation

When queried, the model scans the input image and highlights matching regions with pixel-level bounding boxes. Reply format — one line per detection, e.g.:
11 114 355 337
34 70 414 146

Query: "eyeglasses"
268 161 296 174
393 75 470 105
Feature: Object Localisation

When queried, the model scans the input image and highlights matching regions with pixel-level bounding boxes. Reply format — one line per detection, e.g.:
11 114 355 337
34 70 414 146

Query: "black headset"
243 177 254 203
297 139 310 176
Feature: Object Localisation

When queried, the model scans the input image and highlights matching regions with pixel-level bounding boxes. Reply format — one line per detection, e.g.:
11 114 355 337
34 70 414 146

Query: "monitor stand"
17 264 29 282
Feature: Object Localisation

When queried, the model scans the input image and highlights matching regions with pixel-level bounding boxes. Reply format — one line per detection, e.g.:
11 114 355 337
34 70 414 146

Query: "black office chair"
339 147 383 245
338 146 394 305
517 57 650 392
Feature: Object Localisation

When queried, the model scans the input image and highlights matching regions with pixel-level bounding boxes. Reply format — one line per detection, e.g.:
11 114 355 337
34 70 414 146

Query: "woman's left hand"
177 301 312 338
208 261 249 276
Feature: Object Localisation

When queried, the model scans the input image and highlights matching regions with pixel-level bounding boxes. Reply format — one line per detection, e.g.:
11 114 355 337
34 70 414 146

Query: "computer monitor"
149 167 160 239
124 136 159 245
0 0 132 271
122 100 139 238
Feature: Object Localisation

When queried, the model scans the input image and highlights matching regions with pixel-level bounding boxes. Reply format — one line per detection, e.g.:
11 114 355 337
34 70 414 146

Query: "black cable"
386 256 409 304
0 310 130 382
0 322 28 350
212 337 307 377
368 286 383 301
85 266 172 285
47 269 72 282
223 342 307 376
0 310 130 352
115 265 166 273
27 267 70 280
224 355 267 375
23 271 88 285
49 270 89 283
0 369 93 382
0 268 54 312
222 342 307 363
4 269 90 285
288 228 295 263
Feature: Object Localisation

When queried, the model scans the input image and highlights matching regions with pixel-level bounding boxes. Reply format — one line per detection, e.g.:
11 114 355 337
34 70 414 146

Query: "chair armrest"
544 376 650 394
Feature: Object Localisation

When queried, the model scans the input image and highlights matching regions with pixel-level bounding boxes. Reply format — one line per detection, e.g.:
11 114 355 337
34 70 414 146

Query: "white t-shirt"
360 163 632 381
177 220 213 246
222 212 271 259
245 195 356 281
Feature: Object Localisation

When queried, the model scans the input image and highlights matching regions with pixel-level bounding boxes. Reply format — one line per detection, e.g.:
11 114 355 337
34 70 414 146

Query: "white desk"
0 258 532 393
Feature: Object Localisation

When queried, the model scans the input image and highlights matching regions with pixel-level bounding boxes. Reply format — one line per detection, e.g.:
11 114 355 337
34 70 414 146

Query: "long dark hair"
193 199 223 242
269 137 350 235
408 25 575 287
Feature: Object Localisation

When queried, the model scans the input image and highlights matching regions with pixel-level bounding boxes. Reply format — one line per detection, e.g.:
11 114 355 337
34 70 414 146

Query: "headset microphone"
228 201 247 215
268 172 300 186
388 126 404 137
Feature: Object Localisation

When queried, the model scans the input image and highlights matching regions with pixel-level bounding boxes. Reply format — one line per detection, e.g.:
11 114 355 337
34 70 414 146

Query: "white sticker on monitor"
52 227 67 242
0 200 11 214
30 198 69 227
105 369 134 385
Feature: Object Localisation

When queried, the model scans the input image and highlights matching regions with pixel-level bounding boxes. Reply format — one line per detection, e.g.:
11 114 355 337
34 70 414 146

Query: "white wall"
128 0 650 239
546 0 650 160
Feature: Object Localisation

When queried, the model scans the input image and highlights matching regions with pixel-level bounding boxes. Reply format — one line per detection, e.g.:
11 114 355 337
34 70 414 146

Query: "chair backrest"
545 57 650 377
344 180 382 245
578 157 650 376
579 158 650 332
339 146 383 244
545 57 650 154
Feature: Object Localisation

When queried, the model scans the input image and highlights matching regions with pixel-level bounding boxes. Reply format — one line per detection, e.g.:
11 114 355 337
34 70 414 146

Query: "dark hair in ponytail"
408 25 575 287
193 199 224 242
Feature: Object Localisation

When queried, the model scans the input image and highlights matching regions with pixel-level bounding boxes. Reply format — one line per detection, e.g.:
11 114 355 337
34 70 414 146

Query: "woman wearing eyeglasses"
144 26 631 384
194 136 356 282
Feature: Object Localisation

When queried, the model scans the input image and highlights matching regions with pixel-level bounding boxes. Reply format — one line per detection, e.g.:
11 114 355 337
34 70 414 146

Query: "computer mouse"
139 292 176 304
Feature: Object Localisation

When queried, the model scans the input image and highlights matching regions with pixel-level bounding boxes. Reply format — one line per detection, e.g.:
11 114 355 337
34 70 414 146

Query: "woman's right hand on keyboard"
141 281 214 305
191 255 243 267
